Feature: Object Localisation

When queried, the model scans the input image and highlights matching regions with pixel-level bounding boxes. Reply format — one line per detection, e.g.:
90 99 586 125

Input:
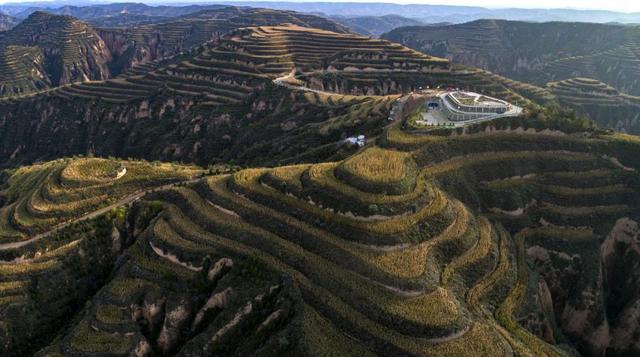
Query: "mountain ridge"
0 7 350 98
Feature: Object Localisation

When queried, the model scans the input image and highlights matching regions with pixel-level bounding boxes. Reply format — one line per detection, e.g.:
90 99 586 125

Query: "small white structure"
115 166 127 180
345 135 366 147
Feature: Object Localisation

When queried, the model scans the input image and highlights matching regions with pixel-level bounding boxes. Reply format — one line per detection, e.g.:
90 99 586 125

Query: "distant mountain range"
330 15 426 37
217 2 640 24
3 1 640 25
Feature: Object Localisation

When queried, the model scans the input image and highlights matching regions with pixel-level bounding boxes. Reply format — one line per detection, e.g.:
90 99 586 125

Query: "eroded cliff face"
527 218 640 356
304 73 442 96
41 41 112 86
98 28 162 74
0 84 389 168
0 95 198 164
0 12 112 95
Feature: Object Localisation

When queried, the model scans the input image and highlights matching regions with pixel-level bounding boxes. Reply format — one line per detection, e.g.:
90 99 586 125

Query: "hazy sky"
238 0 640 13
402 0 640 12
0 0 638 13
179 0 636 13
229 0 640 13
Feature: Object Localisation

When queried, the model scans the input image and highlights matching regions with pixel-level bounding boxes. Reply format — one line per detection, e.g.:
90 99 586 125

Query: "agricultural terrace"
45 24 451 105
5 114 640 354
0 157 205 354
76 121 640 355
337 147 418 194
0 157 202 243
546 77 640 133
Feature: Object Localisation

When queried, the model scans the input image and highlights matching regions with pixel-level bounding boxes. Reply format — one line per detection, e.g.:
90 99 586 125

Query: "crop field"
336 147 417 194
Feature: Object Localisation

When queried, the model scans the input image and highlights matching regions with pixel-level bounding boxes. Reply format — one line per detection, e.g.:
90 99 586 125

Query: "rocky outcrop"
527 218 640 356
601 218 640 355
157 297 194 354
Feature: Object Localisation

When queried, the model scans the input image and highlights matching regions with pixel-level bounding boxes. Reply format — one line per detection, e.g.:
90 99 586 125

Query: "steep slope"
0 11 112 96
0 7 350 97
0 45 50 96
2 112 640 355
383 20 640 94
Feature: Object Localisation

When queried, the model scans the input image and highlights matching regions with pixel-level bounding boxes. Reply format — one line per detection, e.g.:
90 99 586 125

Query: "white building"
418 90 523 127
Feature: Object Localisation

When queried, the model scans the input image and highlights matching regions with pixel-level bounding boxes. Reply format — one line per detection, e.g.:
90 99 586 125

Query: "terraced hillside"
97 7 350 75
383 20 640 133
0 23 544 167
4 113 640 355
54 24 449 104
547 77 640 133
383 20 640 92
0 11 112 97
0 157 204 355
0 7 350 98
